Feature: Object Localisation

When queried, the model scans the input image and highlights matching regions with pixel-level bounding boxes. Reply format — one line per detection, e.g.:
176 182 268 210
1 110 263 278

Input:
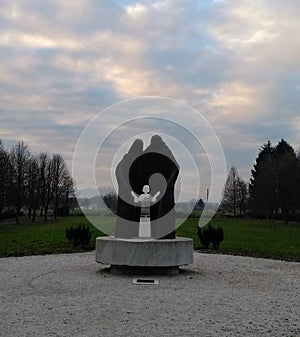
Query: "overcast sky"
1 0 300 199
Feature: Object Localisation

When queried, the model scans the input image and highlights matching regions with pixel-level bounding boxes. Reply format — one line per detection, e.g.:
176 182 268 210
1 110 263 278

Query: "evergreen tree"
296 152 300 212
249 139 298 222
249 141 276 218
273 139 297 223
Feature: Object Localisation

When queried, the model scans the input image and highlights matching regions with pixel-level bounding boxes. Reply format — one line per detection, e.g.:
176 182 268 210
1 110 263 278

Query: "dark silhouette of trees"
0 140 10 220
9 141 30 224
26 156 40 222
296 152 300 212
52 154 66 219
197 198 205 210
236 177 248 215
38 153 48 218
59 175 75 216
249 141 276 219
221 166 248 216
44 155 55 221
249 139 299 222
296 151 300 213
0 139 74 223
274 140 298 222
102 191 118 213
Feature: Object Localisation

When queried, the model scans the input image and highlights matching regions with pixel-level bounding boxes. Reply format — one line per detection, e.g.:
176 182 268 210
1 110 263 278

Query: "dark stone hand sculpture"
129 135 179 239
114 139 144 238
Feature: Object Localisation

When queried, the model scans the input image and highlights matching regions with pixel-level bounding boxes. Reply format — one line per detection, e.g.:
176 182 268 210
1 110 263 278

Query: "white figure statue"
131 185 160 207
130 185 160 238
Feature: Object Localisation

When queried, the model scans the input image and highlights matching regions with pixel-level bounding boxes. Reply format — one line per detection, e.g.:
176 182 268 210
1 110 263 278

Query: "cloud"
0 0 300 198
125 3 148 18
292 117 300 150
208 81 272 123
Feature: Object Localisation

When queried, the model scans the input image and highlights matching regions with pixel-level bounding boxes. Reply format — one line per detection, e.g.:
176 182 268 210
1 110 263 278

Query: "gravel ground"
0 252 299 337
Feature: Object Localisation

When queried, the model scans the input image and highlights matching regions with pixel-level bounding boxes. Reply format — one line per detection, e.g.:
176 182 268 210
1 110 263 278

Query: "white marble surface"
138 216 151 237
96 236 193 267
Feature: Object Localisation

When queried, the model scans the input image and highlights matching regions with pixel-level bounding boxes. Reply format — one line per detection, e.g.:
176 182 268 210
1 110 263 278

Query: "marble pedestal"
95 236 193 275
139 216 151 237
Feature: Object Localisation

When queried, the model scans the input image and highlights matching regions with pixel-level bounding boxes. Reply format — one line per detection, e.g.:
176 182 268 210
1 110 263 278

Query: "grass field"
0 215 299 261
177 217 300 261
0 216 102 257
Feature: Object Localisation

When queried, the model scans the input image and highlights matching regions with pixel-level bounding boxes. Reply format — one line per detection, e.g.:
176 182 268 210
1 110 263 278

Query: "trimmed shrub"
197 225 224 250
197 227 211 248
66 224 92 248
212 227 224 249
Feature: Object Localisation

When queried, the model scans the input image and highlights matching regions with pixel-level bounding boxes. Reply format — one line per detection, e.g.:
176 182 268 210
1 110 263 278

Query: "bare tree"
0 139 76 222
38 153 48 217
38 153 74 220
9 141 30 224
42 156 55 220
236 177 248 216
0 140 10 220
58 173 75 216
51 154 66 219
26 156 40 222
221 166 248 217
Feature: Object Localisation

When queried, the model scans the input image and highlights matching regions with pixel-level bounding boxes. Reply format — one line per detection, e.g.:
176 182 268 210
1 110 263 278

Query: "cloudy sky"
1 0 300 199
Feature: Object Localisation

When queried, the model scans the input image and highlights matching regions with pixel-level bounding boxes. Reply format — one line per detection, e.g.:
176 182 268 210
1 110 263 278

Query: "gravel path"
0 252 299 337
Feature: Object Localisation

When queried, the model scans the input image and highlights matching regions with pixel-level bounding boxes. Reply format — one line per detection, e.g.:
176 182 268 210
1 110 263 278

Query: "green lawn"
177 217 300 261
0 215 299 261
0 216 103 257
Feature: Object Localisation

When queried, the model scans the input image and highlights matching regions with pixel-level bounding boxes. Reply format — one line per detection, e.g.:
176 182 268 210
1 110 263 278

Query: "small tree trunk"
39 206 44 217
284 208 289 224
44 205 48 221
15 210 19 225
32 209 36 223
54 197 58 220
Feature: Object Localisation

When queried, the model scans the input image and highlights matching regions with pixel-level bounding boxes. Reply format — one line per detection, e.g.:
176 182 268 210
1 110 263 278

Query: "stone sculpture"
115 135 179 240
97 135 193 274
114 139 143 238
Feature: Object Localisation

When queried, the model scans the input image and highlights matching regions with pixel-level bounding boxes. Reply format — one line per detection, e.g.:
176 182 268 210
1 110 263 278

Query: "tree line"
221 139 300 222
0 140 75 223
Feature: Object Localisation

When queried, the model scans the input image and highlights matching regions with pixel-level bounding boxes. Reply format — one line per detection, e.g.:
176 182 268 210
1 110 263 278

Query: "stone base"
95 236 193 274
110 265 179 276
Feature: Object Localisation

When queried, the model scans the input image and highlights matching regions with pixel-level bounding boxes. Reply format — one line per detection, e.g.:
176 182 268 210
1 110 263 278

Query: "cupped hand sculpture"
115 135 179 240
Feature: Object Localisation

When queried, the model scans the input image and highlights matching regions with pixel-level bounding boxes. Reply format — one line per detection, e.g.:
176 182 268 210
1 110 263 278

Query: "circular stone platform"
95 237 193 274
